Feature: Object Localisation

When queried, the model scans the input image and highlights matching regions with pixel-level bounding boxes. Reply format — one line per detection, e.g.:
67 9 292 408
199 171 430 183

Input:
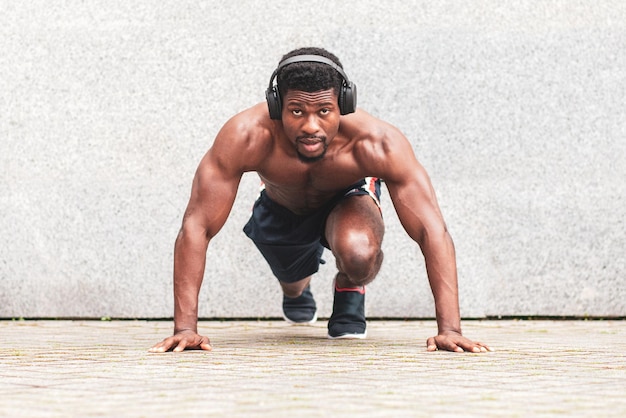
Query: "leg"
325 194 385 288
325 194 384 338
244 190 323 325
268 244 321 325
250 239 322 325
280 276 317 324
279 276 312 298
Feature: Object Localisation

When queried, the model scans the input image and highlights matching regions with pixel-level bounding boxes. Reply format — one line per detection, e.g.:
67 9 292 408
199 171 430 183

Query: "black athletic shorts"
243 177 381 283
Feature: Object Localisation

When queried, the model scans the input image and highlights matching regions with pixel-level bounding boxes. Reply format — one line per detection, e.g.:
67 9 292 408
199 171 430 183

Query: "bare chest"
257 157 365 214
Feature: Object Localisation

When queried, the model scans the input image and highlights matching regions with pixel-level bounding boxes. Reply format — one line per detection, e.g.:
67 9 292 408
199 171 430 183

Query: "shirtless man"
150 47 491 353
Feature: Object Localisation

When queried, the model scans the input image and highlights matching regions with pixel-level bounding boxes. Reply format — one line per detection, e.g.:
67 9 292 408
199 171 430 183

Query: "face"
281 88 341 163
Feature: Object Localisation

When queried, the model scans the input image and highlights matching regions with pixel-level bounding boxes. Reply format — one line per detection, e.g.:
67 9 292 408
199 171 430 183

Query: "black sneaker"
282 285 318 324
327 284 366 339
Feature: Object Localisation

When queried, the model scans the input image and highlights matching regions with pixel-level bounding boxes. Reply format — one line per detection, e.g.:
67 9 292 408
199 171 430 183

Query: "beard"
296 136 328 163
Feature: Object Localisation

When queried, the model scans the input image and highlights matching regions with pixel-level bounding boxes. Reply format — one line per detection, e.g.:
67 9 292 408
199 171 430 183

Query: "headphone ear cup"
340 81 357 115
266 86 282 120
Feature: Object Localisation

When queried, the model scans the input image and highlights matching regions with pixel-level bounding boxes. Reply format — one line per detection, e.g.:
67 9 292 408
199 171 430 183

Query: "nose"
301 114 320 135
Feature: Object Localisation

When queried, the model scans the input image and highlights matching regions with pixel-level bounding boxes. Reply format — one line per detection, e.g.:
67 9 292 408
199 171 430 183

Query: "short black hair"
276 47 344 99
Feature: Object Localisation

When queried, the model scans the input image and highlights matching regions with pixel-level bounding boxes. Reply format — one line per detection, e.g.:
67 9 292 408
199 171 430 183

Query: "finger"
200 336 212 351
438 337 463 353
149 338 175 353
426 337 437 351
460 342 482 353
197 335 212 351
454 339 481 353
173 338 188 352
468 342 488 353
456 339 491 353
477 342 494 352
474 341 494 352
441 340 463 353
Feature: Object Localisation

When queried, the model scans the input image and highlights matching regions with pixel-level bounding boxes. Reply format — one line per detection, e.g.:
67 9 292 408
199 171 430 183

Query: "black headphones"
265 54 357 120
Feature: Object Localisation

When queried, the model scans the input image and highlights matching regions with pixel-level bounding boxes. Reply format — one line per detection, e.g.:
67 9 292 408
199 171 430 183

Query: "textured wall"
1 1 624 319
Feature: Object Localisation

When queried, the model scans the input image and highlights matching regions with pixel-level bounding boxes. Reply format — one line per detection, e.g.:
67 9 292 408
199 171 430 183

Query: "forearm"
172 227 209 333
423 230 462 334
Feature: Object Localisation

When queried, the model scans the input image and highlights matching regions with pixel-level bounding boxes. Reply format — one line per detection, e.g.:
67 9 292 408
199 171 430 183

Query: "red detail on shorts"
368 177 378 196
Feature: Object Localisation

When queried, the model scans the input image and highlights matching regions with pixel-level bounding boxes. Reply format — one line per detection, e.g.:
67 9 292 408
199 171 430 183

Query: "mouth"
297 136 325 153
295 136 328 162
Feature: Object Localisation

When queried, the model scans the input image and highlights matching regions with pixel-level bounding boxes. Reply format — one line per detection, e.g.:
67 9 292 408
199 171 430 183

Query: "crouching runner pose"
150 47 491 353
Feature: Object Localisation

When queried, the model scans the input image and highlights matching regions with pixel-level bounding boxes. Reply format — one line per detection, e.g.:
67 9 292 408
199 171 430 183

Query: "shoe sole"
327 331 367 340
283 312 318 325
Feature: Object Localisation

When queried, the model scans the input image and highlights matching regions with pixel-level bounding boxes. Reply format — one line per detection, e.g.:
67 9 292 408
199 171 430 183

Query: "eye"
291 109 302 116
320 108 330 115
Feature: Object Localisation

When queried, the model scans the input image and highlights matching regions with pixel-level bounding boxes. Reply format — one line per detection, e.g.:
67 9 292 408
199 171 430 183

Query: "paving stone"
1 320 625 417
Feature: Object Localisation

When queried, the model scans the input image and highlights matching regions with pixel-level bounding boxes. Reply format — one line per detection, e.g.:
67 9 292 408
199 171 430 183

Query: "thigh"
251 240 324 283
324 194 384 253
244 190 326 283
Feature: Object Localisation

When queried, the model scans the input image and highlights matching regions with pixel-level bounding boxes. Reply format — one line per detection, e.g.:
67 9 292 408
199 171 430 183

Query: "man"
150 47 491 353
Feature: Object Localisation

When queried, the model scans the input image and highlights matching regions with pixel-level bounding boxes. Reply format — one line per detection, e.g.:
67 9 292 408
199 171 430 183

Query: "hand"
426 331 492 353
149 329 212 353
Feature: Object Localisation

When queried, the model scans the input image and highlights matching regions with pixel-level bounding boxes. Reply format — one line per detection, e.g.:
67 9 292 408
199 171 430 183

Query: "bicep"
382 143 447 244
181 112 263 238
183 148 243 240
388 180 445 244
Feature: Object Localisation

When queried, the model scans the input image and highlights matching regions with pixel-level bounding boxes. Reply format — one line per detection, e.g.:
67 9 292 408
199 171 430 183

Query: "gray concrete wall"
1 1 624 319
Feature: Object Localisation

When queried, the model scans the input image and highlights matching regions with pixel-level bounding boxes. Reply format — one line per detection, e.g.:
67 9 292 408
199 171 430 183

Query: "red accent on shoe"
334 284 366 295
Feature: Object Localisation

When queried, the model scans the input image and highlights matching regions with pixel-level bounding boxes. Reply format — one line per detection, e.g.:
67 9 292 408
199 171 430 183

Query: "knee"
334 233 384 285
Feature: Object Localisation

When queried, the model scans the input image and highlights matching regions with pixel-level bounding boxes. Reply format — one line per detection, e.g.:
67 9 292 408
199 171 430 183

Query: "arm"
150 116 250 353
376 128 491 353
172 152 241 350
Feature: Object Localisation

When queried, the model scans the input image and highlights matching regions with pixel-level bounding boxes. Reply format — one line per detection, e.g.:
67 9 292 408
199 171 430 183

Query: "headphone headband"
267 55 351 89
265 53 357 119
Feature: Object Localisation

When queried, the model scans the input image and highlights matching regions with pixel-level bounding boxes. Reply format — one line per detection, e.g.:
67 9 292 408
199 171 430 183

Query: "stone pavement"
0 319 624 417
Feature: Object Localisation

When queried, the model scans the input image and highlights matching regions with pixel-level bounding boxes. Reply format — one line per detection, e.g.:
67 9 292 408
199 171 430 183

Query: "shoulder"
208 103 277 171
215 103 274 150
339 109 418 181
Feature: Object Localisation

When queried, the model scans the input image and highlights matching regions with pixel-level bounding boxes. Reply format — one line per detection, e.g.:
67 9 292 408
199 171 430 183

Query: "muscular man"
150 47 491 353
